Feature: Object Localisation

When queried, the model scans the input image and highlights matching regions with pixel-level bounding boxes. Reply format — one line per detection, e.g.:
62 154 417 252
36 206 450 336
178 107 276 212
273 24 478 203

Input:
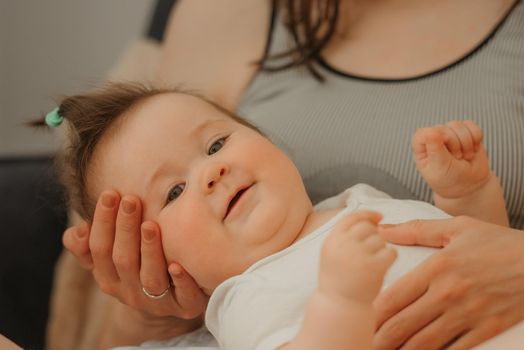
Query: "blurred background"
0 0 153 156
0 1 168 349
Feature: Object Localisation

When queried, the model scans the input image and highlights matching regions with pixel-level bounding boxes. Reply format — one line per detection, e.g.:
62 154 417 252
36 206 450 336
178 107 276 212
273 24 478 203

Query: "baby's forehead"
139 92 236 123
121 91 259 144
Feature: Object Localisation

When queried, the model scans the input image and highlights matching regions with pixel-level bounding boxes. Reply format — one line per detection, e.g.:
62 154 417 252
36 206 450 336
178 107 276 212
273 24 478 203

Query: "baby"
36 83 507 349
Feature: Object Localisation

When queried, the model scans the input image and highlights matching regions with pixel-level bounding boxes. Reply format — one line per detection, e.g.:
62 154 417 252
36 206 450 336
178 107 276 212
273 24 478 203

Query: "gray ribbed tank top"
237 1 524 228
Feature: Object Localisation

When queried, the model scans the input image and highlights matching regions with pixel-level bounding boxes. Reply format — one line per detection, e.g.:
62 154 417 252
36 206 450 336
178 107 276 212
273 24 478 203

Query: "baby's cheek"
159 213 202 265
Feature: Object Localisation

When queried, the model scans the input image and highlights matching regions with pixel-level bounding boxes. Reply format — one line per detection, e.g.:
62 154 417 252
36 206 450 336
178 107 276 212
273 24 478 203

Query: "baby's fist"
412 120 491 198
319 211 396 303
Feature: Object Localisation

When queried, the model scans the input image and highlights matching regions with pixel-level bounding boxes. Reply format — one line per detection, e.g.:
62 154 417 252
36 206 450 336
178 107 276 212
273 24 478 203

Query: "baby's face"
89 93 312 292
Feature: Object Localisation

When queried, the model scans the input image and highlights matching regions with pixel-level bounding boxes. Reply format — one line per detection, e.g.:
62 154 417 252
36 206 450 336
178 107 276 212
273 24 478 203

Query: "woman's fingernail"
122 199 136 214
102 193 116 209
142 227 155 242
170 264 183 277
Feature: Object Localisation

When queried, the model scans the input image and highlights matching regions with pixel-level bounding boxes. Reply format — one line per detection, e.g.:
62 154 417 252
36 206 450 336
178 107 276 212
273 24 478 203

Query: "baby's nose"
202 162 229 192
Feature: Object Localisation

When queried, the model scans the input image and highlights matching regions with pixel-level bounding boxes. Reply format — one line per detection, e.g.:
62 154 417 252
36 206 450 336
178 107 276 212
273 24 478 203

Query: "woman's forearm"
99 298 203 350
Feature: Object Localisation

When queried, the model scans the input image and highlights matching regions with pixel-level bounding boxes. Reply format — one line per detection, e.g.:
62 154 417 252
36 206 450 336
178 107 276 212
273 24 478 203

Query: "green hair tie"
45 107 64 127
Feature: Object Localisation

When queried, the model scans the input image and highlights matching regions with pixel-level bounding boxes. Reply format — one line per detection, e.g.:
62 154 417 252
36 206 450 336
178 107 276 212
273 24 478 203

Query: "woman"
63 0 524 348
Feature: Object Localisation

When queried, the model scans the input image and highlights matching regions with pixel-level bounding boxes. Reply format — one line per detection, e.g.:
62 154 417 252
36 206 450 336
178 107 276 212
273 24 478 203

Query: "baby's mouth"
224 186 251 219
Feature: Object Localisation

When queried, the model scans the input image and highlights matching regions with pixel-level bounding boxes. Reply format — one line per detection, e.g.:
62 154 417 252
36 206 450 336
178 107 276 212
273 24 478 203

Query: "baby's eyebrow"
190 118 228 138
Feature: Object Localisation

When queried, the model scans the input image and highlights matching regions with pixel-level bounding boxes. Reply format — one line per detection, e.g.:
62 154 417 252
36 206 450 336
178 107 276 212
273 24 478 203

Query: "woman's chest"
321 0 517 79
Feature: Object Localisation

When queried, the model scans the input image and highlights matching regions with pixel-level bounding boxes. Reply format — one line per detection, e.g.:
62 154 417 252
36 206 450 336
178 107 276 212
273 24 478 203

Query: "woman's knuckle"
141 277 165 292
428 254 451 275
126 292 141 309
93 271 115 294
436 280 468 303
91 244 112 258
113 252 137 272
441 247 461 264
118 218 137 233
98 281 115 295
379 320 405 344
465 294 491 315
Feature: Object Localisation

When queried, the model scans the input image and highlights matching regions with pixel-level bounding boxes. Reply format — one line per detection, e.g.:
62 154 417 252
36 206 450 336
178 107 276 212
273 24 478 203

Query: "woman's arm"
99 298 202 350
155 0 270 110
0 334 22 350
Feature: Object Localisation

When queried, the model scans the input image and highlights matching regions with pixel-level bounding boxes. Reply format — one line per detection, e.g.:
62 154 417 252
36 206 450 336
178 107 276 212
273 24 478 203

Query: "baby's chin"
194 265 248 295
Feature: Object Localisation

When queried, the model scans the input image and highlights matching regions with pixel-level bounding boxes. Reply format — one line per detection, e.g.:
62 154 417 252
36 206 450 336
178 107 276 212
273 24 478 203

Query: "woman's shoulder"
157 0 273 109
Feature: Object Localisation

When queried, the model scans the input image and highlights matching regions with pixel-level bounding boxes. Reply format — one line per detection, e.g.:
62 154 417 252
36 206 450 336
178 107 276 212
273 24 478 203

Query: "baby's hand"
412 120 491 199
318 211 397 304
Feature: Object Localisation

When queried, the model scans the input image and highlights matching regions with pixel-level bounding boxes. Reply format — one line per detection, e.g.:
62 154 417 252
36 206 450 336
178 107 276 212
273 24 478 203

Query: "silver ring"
141 281 172 299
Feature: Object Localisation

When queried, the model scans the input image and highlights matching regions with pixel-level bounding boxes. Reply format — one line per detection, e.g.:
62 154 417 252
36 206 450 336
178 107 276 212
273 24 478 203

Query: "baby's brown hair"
32 82 259 221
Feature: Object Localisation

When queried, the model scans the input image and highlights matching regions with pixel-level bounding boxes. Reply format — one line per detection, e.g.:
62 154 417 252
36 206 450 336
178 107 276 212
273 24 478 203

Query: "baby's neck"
292 208 342 243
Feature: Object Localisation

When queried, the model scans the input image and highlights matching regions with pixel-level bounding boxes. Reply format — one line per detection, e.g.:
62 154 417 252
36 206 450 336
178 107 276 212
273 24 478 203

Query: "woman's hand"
373 216 524 350
62 190 208 319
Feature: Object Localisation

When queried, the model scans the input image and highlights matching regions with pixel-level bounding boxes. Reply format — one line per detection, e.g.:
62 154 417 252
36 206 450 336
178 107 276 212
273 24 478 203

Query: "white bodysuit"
206 184 447 350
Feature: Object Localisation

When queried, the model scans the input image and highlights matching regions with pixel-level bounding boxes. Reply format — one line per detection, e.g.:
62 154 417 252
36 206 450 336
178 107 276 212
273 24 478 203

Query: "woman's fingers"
139 222 207 319
113 195 143 288
447 319 514 350
139 221 171 296
374 291 443 350
400 311 467 350
374 258 433 329
168 262 209 319
90 190 121 289
62 221 93 269
379 218 458 248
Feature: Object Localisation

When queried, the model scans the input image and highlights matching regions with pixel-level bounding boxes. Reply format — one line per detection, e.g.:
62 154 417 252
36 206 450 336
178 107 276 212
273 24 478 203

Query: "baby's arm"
280 211 397 350
413 120 508 226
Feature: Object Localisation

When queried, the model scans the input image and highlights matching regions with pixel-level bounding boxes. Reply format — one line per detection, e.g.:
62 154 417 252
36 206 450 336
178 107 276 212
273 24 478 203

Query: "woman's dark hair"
30 82 259 221
261 0 340 80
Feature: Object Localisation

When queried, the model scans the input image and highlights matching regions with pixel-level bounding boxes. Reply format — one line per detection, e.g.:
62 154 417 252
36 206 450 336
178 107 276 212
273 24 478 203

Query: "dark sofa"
0 157 67 350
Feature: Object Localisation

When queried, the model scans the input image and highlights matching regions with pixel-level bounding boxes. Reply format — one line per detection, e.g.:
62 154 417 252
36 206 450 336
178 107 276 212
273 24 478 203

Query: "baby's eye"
166 183 185 205
208 137 226 155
